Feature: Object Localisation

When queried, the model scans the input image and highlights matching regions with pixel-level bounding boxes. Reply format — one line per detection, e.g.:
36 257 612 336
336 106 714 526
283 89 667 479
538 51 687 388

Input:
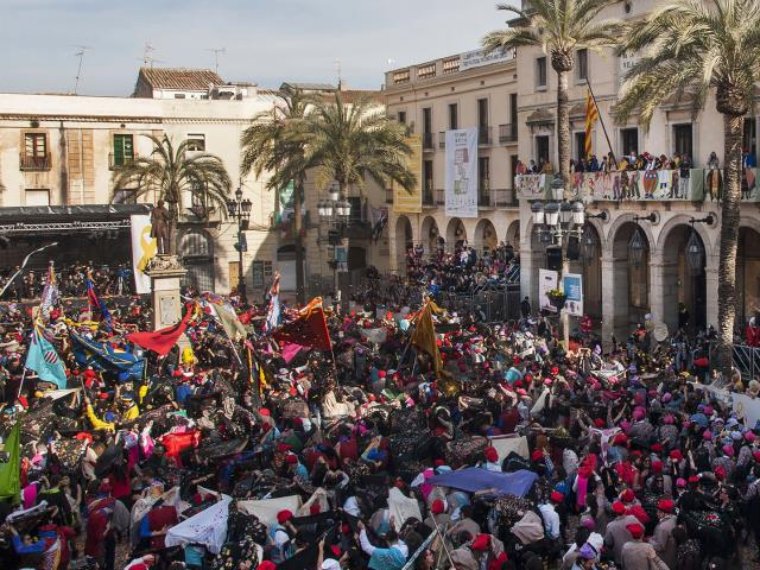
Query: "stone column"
601 254 631 348
705 253 719 329
145 255 189 349
648 252 677 329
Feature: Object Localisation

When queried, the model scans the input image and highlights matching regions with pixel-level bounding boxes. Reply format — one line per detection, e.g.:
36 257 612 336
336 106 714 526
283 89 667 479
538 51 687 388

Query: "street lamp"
226 185 252 304
530 173 586 348
317 189 352 311
686 214 715 273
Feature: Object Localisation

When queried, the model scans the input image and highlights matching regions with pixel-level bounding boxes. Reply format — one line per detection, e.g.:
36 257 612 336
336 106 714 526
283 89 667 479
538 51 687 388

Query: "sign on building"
460 47 514 71
539 269 558 313
563 273 584 317
445 128 478 218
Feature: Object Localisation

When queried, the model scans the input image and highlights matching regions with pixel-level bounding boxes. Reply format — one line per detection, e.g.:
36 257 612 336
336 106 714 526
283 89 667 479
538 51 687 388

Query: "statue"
150 200 171 255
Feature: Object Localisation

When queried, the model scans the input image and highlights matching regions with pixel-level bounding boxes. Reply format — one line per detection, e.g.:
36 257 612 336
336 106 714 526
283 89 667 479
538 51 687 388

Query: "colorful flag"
584 88 599 159
127 304 194 356
0 422 21 503
273 297 331 351
86 276 112 329
410 300 443 375
265 272 281 333
25 327 68 389
70 333 145 380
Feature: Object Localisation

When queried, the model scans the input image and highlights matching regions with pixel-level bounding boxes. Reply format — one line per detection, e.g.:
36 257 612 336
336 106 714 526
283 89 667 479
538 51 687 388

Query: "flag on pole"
264 271 281 333
0 422 21 503
25 327 68 389
127 304 194 356
410 300 443 375
86 275 112 329
273 297 331 351
584 88 599 159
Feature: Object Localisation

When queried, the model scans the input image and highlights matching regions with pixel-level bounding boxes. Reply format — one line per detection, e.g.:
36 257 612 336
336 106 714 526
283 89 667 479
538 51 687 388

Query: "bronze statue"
150 200 171 255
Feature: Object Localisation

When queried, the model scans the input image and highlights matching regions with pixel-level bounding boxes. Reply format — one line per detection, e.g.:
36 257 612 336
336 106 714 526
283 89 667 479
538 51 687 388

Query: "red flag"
273 297 331 351
127 304 194 356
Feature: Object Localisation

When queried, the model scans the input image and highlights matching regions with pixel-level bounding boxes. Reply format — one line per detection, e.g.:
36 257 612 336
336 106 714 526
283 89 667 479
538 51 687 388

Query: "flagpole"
586 79 616 164
0 242 58 300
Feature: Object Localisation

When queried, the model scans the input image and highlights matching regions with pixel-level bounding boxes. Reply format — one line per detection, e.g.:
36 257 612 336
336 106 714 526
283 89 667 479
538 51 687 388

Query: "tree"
614 0 760 375
483 0 621 185
240 85 312 304
112 134 231 255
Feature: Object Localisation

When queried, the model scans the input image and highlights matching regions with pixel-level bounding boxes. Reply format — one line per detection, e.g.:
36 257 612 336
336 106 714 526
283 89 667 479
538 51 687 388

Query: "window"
113 189 138 204
620 127 639 157
174 93 186 99
478 98 489 128
442 57 460 74
393 69 410 84
112 134 134 168
21 133 49 171
536 135 550 164
252 261 273 288
575 132 586 161
744 118 756 158
423 160 434 204
577 49 588 81
478 157 490 191
536 57 547 88
186 134 206 152
397 111 407 125
673 124 693 158
448 103 458 130
418 63 436 79
25 189 50 206
422 108 432 134
510 93 518 133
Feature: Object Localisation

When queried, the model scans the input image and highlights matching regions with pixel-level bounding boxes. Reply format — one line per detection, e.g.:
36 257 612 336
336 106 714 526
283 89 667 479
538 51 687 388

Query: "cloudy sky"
1 0 517 96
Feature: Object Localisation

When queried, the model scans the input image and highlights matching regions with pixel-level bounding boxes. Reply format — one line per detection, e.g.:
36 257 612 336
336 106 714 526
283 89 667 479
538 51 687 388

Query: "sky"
1 0 517 96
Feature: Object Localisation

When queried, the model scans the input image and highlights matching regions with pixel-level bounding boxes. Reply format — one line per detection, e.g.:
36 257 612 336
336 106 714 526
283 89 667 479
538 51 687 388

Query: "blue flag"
25 328 67 389
71 333 145 382
86 278 112 330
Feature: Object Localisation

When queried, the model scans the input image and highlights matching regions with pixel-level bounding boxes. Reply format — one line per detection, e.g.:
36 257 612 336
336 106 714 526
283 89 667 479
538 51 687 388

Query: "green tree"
483 0 621 185
614 0 760 375
112 134 231 255
240 85 312 303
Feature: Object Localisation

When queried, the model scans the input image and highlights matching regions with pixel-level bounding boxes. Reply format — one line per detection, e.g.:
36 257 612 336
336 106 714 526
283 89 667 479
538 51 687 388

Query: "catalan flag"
410 299 443 375
584 88 599 159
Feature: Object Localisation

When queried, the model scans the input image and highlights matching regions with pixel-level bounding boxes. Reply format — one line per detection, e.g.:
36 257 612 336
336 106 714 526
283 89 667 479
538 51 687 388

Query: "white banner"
130 214 156 295
563 273 584 317
445 128 478 218
539 269 558 313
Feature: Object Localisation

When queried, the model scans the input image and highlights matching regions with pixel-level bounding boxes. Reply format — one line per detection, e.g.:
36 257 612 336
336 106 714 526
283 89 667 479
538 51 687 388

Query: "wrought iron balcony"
478 127 492 146
499 124 518 143
422 132 434 150
19 153 51 171
109 153 138 170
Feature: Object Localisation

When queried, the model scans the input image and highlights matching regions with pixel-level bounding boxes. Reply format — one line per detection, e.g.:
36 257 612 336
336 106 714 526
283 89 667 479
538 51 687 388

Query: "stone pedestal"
145 255 189 349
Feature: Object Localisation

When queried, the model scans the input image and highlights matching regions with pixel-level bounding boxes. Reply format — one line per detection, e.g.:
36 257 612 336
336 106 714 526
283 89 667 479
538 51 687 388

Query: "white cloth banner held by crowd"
165 495 232 555
445 127 478 218
489 435 530 462
130 215 156 295
538 269 558 313
237 495 302 527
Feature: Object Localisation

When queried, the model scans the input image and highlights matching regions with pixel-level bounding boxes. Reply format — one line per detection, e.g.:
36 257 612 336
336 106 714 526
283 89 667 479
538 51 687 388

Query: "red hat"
550 490 564 503
613 433 628 445
310 503 321 515
531 450 544 462
259 408 271 416
277 509 293 524
651 443 663 453
378 370 387 378
715 465 727 480
621 489 635 503
669 449 683 461
753 450 760 462
594 418 605 428
688 475 700 484
550 366 559 376
258 562 277 570
485 447 499 463
285 454 298 465
434 458 445 467
611 501 626 515
276 443 292 453
626 523 645 540
651 460 663 474
657 499 674 513
629 504 650 525
470 533 491 551
431 499 445 515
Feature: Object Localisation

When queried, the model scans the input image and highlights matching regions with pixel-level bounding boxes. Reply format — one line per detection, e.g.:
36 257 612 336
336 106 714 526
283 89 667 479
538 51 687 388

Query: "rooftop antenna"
206 47 226 75
143 41 158 67
335 59 342 90
73 45 91 95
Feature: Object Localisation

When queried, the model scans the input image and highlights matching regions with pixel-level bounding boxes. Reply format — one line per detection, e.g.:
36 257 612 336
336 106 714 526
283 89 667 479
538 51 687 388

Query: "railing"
709 342 760 381
109 153 138 170
478 126 492 146
499 124 518 143
422 187 435 206
492 188 518 208
422 132 434 150
435 188 445 205
19 153 51 171
438 131 446 149
478 189 493 208
438 285 521 323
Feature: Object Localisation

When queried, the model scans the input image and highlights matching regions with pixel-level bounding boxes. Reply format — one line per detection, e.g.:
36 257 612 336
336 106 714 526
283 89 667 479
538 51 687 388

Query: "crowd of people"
0 263 134 300
0 268 759 570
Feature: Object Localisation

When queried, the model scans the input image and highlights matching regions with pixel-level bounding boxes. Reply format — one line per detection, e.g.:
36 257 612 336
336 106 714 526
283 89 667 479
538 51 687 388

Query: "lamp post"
317 188 351 311
530 174 586 349
226 185 252 304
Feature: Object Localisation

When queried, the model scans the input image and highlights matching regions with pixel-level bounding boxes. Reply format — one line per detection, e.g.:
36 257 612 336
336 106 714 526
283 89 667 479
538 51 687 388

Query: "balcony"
492 188 518 208
423 186 435 206
478 186 494 208
478 126 492 146
109 153 138 170
499 124 518 144
19 153 51 171
435 188 445 205
438 131 446 149
422 132 434 151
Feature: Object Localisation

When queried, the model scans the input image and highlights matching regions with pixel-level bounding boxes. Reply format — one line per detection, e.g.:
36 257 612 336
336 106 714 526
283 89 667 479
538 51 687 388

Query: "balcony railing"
492 188 518 208
19 153 51 171
478 126 492 146
423 186 435 206
422 132 434 150
435 188 445 205
478 187 494 208
438 131 446 149
499 124 518 143
109 153 138 170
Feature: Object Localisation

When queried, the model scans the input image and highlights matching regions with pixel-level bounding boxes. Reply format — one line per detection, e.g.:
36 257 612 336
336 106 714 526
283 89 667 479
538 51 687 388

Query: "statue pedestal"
145 255 189 350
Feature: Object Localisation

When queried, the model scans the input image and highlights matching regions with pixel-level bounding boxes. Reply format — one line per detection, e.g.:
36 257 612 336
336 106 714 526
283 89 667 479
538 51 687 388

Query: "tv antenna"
142 41 162 67
206 47 226 75
73 45 91 95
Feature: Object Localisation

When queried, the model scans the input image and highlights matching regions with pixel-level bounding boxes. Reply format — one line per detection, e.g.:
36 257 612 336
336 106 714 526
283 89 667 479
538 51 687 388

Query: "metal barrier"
709 342 760 380
438 285 521 322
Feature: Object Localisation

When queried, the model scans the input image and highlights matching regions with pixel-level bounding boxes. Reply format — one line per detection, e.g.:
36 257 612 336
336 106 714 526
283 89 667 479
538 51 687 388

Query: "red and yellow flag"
584 89 599 159
410 300 443 375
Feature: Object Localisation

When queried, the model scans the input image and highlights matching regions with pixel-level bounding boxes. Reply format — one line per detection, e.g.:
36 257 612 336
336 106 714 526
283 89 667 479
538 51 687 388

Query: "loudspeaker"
546 246 562 270
566 235 580 260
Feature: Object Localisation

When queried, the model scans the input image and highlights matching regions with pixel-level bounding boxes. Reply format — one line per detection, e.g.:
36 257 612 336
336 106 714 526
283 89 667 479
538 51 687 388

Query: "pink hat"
746 431 756 443
723 444 735 457
633 408 645 421
676 478 687 488
703 430 712 441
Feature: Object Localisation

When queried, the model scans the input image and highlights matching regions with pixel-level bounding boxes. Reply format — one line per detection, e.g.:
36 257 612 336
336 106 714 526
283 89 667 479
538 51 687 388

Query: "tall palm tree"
483 0 621 186
240 85 312 303
614 0 760 376
112 134 231 255
305 90 416 199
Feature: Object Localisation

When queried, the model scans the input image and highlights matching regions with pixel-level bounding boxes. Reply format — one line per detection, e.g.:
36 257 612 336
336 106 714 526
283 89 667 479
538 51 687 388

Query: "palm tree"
112 134 231 255
483 0 621 185
305 90 416 199
240 85 312 303
614 0 760 376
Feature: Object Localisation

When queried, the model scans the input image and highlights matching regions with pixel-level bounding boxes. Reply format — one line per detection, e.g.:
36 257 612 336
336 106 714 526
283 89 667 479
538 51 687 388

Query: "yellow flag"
410 300 443 375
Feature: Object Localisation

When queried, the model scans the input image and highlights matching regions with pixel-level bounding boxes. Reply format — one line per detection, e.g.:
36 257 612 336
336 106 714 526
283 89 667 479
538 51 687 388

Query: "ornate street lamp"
628 227 647 268
317 189 353 311
686 214 715 273
581 225 597 262
226 185 252 303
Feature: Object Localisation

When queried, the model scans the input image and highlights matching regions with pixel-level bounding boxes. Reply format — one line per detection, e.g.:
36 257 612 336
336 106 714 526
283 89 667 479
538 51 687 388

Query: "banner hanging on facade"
394 135 423 213
445 128 478 218
130 214 156 295
563 273 584 317
539 269 558 313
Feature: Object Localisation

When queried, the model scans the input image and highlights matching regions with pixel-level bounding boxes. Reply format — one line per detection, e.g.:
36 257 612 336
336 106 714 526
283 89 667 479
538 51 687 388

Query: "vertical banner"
445 128 478 218
563 273 584 317
394 135 423 213
538 269 558 313
130 214 157 295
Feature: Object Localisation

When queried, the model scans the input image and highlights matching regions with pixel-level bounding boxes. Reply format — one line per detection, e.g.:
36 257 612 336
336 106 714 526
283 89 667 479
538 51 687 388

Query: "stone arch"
656 213 715 259
473 219 498 253
608 220 651 335
446 217 467 248
604 213 656 259
737 224 760 326
568 223 603 320
395 215 413 270
420 215 441 257
505 219 520 249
